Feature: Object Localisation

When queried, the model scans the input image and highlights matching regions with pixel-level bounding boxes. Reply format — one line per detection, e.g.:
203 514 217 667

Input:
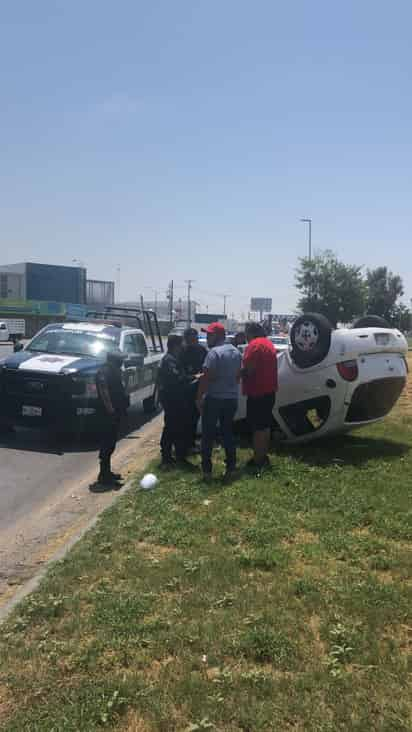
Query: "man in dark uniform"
180 328 207 449
158 334 194 467
95 349 130 487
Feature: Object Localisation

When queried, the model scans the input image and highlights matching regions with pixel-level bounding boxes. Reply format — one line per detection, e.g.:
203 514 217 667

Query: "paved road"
0 346 163 605
0 406 155 533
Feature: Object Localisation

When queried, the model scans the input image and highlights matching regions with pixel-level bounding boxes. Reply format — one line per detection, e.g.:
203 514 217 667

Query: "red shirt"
242 337 278 397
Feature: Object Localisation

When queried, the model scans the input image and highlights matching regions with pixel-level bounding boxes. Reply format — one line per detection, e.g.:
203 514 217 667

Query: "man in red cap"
196 322 242 481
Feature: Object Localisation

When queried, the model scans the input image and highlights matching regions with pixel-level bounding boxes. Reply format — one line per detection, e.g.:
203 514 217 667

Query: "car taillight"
337 360 358 382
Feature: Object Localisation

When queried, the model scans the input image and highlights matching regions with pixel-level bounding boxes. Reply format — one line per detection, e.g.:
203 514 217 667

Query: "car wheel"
290 313 333 369
352 315 391 329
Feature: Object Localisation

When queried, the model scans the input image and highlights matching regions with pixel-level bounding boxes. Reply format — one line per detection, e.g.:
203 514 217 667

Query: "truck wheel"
353 315 391 329
143 388 160 414
290 313 333 369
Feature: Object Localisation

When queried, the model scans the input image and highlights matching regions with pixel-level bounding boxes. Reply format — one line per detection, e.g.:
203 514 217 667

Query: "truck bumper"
1 394 104 432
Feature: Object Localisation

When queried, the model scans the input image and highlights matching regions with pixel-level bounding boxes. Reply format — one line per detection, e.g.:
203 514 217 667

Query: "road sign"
250 298 272 313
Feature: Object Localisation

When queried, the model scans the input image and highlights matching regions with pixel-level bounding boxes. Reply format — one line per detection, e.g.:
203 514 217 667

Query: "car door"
275 353 345 440
134 333 153 390
122 334 143 402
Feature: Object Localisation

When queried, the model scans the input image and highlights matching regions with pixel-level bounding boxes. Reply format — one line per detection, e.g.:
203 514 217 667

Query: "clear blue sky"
1 1 411 317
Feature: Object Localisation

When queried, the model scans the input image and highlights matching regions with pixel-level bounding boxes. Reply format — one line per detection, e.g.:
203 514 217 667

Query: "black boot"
97 457 121 486
109 471 122 481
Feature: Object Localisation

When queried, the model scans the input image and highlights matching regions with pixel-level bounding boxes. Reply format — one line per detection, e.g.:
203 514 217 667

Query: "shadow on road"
0 406 161 456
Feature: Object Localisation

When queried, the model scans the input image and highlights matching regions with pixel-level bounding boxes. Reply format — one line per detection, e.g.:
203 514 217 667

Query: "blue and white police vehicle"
0 307 163 434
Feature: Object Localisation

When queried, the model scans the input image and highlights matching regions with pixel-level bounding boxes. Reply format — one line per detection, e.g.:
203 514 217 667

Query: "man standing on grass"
158 334 194 469
95 349 130 489
242 322 278 471
180 327 207 449
196 322 242 482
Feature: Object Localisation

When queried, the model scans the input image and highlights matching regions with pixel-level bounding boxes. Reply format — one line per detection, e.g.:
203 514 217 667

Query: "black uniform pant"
188 381 200 447
160 396 190 461
99 415 120 464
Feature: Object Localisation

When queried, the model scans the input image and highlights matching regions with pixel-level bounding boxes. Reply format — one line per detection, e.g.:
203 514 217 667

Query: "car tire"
143 387 160 414
352 315 391 329
290 313 333 369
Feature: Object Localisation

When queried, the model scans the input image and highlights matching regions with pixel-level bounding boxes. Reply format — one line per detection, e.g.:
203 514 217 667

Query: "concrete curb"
0 478 135 625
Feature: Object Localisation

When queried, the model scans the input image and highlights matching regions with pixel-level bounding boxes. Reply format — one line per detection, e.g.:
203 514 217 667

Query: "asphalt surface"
0 342 163 604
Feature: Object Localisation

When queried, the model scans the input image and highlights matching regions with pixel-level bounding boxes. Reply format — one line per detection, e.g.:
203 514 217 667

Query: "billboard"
250 298 272 313
195 313 226 324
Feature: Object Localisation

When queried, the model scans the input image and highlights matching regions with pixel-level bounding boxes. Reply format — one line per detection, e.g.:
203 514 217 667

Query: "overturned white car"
235 313 408 443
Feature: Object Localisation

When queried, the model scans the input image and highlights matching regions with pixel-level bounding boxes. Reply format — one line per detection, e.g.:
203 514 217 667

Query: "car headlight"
71 374 98 399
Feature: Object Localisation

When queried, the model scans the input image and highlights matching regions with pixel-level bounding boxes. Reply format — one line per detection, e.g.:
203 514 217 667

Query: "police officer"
158 334 194 467
95 349 130 487
180 328 207 449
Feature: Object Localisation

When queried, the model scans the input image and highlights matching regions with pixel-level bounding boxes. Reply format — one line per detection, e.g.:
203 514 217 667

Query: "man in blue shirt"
196 323 242 481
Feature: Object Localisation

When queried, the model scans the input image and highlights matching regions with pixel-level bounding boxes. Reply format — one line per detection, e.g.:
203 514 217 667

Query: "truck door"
122 335 144 401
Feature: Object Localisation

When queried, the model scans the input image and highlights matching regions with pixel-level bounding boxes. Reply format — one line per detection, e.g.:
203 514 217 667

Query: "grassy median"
1 405 412 730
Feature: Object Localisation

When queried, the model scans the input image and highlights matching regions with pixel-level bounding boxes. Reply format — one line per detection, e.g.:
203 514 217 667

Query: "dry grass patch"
114 709 154 731
135 540 178 560
0 684 16 724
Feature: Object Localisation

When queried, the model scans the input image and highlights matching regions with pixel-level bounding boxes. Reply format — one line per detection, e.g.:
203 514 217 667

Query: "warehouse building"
0 262 87 304
0 262 114 336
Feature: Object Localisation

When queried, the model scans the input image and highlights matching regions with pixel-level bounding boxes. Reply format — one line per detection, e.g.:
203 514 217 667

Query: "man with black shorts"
242 322 278 470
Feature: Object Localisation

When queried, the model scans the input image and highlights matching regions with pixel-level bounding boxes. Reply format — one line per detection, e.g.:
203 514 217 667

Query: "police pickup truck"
0 307 164 433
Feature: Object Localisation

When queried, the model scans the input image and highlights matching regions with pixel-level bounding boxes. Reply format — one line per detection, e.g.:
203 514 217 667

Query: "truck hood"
2 350 103 375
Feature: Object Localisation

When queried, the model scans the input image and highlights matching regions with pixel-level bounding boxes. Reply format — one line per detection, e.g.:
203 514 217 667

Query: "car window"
123 335 136 354
29 329 119 357
123 334 148 357
279 396 331 437
135 334 148 357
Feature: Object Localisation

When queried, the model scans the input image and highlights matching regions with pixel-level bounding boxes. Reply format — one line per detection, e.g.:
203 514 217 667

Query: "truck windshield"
29 329 120 358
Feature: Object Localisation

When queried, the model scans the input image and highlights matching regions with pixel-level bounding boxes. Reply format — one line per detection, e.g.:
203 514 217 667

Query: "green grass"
1 416 412 731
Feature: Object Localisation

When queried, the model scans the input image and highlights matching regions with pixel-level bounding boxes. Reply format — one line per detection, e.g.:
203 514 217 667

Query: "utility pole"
185 279 194 326
223 294 228 317
300 218 312 261
140 294 145 312
167 280 174 325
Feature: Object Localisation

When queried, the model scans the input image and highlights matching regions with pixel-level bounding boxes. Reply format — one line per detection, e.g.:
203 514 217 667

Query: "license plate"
375 333 390 346
22 405 42 417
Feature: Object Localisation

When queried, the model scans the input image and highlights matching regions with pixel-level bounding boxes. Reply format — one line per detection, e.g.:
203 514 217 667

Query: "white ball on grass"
140 473 158 490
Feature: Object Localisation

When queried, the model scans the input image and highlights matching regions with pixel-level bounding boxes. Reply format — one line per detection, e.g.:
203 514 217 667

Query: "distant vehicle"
235 313 408 444
0 322 9 342
0 308 163 434
268 335 289 353
0 319 25 343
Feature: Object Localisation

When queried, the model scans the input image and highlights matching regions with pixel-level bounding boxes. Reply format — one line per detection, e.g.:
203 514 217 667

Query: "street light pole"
185 279 194 326
300 218 312 261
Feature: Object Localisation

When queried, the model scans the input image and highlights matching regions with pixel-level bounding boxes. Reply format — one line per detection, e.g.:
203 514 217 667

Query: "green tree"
296 250 366 327
365 267 404 323
391 303 411 331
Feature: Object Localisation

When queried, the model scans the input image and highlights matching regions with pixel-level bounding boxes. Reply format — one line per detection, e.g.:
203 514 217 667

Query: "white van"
0 322 10 342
